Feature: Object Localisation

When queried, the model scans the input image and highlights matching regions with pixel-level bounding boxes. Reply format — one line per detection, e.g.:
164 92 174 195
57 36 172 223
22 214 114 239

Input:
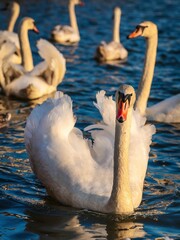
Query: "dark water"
0 0 180 239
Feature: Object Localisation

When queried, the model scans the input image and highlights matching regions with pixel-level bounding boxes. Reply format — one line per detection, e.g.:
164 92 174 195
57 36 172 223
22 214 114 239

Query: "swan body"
0 18 66 100
51 0 83 45
128 21 180 123
0 1 21 64
95 7 128 61
146 94 180 123
25 85 155 214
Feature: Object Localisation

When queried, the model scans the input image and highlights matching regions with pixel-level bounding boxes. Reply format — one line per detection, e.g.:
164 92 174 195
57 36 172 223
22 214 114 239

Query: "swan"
128 21 180 123
51 0 83 45
0 112 11 129
0 1 21 64
95 7 128 62
0 17 66 100
25 84 155 214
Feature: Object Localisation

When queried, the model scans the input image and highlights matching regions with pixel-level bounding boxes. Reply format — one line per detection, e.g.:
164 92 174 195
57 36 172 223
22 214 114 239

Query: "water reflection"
25 205 146 239
106 221 145 239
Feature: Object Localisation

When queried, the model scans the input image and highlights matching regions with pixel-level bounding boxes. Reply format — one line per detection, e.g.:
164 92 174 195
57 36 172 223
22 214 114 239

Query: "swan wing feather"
0 31 20 48
25 91 155 209
0 42 23 88
31 39 66 87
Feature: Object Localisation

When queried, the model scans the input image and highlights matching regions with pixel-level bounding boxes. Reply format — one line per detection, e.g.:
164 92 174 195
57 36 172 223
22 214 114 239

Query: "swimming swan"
128 21 180 123
95 7 128 61
25 84 155 214
0 17 66 100
51 0 83 45
0 1 21 64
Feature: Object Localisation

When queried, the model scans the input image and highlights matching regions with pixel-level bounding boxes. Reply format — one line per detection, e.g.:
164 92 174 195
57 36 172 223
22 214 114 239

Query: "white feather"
25 90 155 211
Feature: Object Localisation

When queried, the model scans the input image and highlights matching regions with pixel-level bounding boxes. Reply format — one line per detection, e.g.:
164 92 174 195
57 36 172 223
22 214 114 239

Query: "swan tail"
37 39 66 86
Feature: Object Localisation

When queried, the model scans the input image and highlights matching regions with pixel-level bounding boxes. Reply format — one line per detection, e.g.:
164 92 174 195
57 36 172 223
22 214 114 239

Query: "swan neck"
113 12 120 42
69 2 79 34
7 6 20 32
18 22 34 72
107 109 134 214
135 34 158 115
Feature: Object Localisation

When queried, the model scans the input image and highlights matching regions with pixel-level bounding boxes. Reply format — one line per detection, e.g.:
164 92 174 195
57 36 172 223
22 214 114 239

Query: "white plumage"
25 88 155 213
147 94 180 123
0 1 21 64
0 18 66 100
95 7 128 61
51 0 83 45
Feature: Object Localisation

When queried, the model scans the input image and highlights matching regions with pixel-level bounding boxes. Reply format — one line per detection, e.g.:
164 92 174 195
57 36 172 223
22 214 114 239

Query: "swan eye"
136 25 148 34
118 92 132 107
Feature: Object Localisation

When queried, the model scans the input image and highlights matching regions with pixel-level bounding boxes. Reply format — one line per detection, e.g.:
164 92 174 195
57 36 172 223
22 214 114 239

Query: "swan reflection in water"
25 205 146 239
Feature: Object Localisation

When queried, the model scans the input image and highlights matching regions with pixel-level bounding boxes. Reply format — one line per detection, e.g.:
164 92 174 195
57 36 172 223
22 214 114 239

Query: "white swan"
51 0 83 45
0 17 66 100
25 84 155 214
95 7 128 61
128 21 180 123
0 1 21 64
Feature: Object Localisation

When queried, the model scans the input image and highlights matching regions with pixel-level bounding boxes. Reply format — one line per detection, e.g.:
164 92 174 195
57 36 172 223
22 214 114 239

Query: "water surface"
0 0 179 239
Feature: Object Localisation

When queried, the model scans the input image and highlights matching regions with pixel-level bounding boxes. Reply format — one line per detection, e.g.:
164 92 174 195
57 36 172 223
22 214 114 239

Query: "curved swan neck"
69 2 79 34
135 33 158 115
107 109 134 214
7 3 20 32
18 21 34 72
113 11 120 42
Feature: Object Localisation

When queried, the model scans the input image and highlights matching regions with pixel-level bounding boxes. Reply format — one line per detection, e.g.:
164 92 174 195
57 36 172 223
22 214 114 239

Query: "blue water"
0 0 179 239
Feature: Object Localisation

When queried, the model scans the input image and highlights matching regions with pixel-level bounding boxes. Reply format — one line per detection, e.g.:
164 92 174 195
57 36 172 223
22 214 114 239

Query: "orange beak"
33 25 39 34
127 28 143 39
117 101 129 123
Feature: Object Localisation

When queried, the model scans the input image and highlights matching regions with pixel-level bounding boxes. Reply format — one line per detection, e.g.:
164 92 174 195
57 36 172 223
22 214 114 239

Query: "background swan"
25 84 155 214
128 21 180 123
51 0 83 45
0 1 21 64
0 17 66 100
95 7 128 62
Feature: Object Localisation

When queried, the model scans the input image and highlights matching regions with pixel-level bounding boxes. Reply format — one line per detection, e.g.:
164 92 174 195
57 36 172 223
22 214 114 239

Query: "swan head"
19 17 39 33
114 7 121 16
115 85 135 123
127 21 157 39
10 1 20 13
1 1 20 13
70 0 84 6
